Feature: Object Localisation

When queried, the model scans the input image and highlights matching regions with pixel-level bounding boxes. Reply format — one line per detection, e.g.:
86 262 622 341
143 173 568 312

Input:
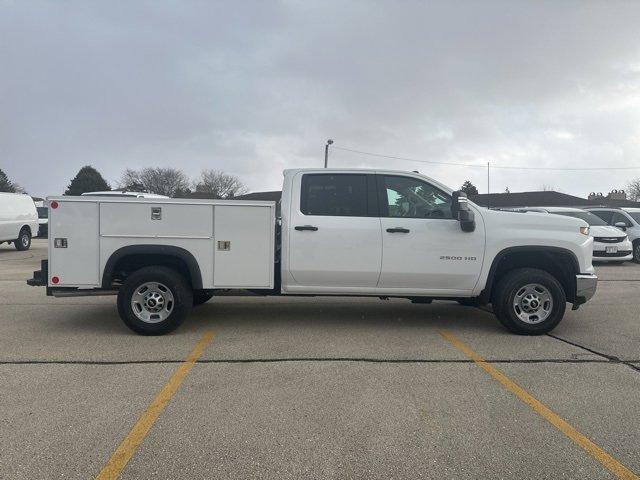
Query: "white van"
0 193 39 250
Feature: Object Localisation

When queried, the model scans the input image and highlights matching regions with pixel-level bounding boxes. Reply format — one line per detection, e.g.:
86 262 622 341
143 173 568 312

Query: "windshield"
627 212 640 224
552 211 607 226
36 207 48 218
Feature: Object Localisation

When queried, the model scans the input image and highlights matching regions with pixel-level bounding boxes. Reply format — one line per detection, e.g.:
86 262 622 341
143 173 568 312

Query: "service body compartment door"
213 205 275 288
49 201 99 286
100 203 212 238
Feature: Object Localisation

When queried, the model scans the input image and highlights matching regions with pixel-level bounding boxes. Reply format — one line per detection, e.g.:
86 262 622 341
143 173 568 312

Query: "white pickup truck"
28 168 597 335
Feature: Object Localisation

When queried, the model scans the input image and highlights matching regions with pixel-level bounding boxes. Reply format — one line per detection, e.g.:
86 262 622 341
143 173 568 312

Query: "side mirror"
452 191 476 232
614 221 627 231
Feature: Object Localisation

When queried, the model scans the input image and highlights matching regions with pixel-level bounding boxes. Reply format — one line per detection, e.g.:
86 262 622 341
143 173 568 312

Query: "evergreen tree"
0 168 16 192
460 180 479 195
64 166 110 195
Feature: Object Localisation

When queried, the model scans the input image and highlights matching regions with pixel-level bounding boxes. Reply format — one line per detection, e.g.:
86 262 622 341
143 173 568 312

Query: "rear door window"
300 174 369 217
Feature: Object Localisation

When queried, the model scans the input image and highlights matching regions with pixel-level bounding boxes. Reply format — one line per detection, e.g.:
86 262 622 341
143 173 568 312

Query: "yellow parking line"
439 330 638 480
96 331 216 480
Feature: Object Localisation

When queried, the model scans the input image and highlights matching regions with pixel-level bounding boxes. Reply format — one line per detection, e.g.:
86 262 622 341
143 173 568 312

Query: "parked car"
28 168 597 336
0 192 39 250
511 207 633 263
586 207 640 263
81 191 169 198
35 205 48 237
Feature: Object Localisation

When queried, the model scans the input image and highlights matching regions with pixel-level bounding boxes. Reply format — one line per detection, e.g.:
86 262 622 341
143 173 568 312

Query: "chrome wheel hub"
513 283 553 324
131 282 174 323
21 234 29 246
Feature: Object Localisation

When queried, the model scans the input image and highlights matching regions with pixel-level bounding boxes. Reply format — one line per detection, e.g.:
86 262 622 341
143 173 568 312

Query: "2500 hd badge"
440 255 477 261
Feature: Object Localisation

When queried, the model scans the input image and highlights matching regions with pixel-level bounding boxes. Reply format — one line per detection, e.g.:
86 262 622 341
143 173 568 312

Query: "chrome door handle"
386 227 410 233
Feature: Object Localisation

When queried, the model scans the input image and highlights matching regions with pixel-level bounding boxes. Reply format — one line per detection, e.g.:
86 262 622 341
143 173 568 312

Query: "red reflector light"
50 201 59 209
51 276 59 284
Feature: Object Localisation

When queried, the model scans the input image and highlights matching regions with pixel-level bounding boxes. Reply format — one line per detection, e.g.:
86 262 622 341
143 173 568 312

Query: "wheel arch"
102 245 203 289
480 246 579 304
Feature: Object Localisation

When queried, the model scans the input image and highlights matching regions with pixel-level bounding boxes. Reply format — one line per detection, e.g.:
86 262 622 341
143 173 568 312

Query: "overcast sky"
2 1 640 197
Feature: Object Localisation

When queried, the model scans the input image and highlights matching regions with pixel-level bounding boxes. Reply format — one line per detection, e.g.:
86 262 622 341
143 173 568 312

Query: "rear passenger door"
287 172 382 290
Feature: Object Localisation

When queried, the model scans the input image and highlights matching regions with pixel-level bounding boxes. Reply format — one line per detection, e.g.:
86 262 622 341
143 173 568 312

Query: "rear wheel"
117 266 193 335
492 268 566 335
15 228 31 251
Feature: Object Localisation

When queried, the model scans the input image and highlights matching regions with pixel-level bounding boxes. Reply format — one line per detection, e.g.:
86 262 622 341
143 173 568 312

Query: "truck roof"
282 168 454 195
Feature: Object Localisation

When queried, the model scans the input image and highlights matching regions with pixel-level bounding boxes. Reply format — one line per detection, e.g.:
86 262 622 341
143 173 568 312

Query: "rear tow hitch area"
27 260 48 287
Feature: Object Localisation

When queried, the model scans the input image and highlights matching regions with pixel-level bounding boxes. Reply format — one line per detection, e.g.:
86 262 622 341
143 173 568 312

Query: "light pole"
324 139 333 168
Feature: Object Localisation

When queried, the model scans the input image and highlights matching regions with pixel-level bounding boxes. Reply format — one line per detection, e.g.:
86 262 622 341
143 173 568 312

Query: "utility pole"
487 162 490 194
324 139 333 168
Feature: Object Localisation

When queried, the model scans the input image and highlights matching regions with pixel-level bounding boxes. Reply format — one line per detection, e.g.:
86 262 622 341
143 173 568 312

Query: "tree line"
0 166 248 199
4 166 640 201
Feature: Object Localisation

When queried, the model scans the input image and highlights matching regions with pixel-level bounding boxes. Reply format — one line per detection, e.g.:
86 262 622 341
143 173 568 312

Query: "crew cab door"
376 174 485 294
286 172 382 290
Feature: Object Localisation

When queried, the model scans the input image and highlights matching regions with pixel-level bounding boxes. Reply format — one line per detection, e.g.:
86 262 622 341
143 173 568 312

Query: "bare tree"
627 178 640 201
119 169 146 192
193 170 247 199
119 168 190 197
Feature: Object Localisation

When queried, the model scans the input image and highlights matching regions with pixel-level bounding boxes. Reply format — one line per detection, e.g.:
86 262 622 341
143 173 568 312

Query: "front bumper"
573 273 597 309
592 250 632 260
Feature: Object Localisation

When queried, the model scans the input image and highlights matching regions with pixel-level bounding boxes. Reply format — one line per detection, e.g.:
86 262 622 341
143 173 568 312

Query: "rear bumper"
573 273 597 308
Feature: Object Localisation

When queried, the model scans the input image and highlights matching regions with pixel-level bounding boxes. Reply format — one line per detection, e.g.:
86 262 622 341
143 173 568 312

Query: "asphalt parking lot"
1 239 639 479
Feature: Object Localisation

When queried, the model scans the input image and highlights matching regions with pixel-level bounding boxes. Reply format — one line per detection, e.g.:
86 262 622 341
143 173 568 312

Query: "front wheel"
492 268 566 335
633 241 640 264
117 266 193 335
15 228 31 251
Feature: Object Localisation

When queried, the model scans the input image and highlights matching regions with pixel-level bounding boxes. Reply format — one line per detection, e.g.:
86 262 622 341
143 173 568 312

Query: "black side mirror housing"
452 191 476 232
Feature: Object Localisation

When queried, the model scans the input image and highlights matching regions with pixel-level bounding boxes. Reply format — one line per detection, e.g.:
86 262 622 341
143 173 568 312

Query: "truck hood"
479 208 588 231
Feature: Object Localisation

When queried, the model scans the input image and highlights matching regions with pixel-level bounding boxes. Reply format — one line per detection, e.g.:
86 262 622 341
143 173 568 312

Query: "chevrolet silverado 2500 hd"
28 168 597 335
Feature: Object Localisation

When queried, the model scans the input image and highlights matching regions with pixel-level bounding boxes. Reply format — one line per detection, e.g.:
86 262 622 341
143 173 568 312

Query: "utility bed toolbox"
45 197 276 290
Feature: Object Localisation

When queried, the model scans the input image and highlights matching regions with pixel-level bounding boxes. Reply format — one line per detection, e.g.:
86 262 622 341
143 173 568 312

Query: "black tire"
15 227 31 251
193 290 215 306
492 268 566 335
117 266 193 335
633 240 640 264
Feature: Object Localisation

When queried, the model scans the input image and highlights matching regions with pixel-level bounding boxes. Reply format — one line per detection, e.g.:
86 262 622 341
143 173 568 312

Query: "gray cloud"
2 0 640 197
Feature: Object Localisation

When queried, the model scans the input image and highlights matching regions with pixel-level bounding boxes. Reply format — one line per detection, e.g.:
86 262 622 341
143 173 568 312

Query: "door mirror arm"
452 191 476 232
